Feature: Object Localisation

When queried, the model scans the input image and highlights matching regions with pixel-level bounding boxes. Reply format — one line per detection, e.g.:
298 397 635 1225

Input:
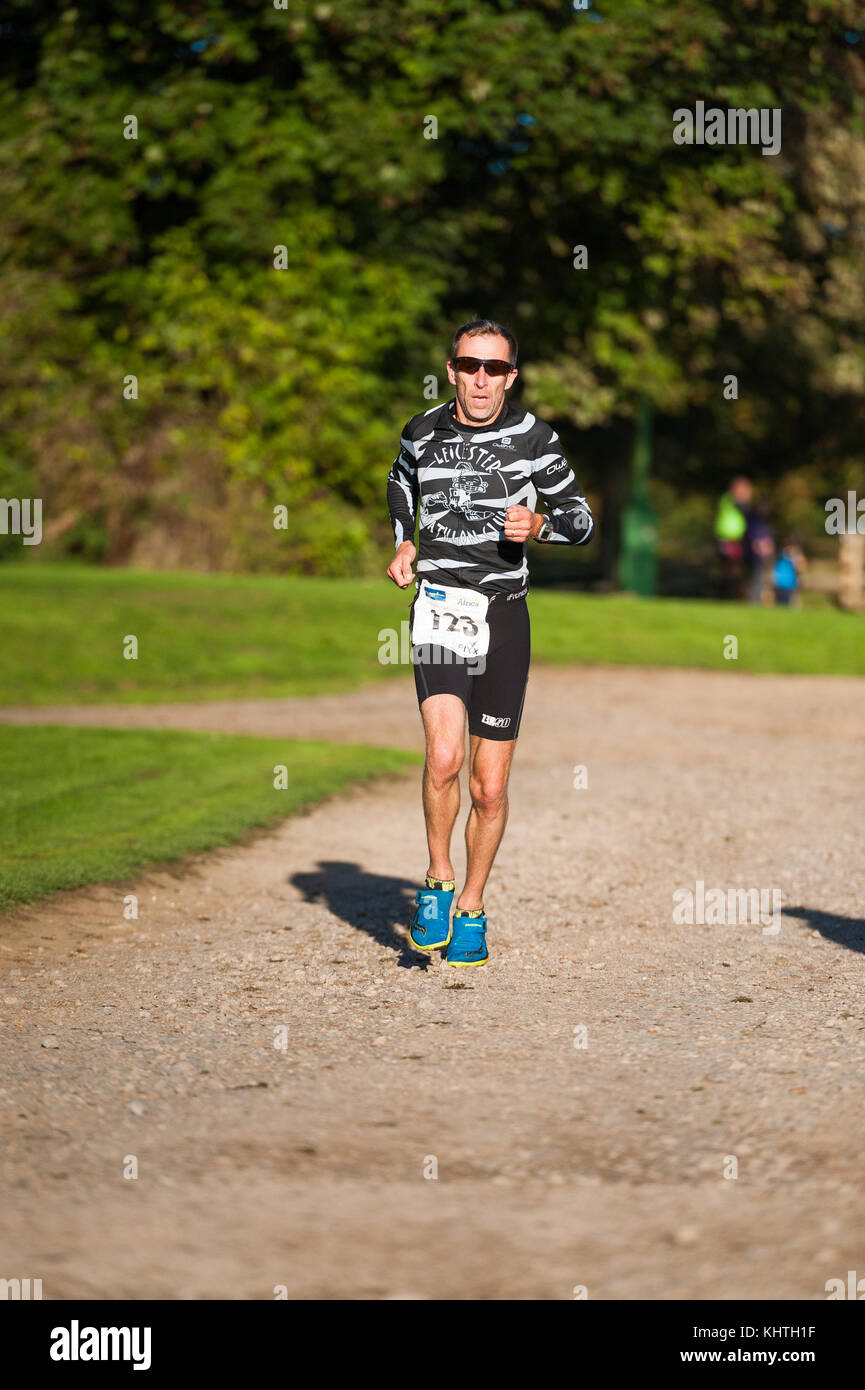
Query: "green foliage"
0 1 864 573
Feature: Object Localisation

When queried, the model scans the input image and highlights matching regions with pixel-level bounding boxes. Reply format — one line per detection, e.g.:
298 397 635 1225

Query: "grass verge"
0 725 420 910
1 563 863 707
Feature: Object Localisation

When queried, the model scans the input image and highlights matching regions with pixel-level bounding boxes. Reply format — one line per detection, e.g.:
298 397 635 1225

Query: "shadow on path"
784 905 865 956
290 860 431 969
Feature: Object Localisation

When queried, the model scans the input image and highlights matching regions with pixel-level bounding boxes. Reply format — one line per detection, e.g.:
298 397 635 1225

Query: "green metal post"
618 396 658 596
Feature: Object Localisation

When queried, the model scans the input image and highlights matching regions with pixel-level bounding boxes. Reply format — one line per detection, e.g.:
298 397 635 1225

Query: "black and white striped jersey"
387 398 594 597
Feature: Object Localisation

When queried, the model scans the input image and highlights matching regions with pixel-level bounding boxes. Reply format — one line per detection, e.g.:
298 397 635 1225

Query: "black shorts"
409 590 531 741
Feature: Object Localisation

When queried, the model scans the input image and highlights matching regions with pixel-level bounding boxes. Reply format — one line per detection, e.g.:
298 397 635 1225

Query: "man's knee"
426 741 464 788
469 773 508 817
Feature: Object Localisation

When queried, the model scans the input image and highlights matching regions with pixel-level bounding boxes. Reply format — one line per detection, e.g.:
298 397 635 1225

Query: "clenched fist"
387 540 416 588
504 505 540 543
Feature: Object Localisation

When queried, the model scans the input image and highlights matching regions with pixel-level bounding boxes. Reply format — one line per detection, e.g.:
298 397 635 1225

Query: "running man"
386 319 594 967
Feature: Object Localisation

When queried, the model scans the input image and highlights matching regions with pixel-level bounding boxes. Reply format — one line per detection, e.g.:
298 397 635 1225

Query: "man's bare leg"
457 733 516 912
419 694 467 882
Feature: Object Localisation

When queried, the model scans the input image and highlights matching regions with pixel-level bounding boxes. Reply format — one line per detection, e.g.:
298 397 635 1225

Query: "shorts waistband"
414 580 528 604
489 585 528 605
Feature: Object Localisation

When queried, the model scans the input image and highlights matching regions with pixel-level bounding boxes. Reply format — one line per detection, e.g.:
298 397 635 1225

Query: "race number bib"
411 581 490 661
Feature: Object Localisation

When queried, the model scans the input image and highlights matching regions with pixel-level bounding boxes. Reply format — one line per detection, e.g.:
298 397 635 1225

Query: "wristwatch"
533 516 554 543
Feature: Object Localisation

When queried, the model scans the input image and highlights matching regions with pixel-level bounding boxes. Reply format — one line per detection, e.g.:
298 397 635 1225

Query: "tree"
1 0 863 576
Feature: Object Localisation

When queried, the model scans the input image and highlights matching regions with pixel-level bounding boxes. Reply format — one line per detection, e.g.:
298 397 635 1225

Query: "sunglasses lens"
453 357 514 376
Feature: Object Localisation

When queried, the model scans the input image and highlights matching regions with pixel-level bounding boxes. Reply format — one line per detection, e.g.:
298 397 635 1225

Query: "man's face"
447 333 518 425
731 477 753 504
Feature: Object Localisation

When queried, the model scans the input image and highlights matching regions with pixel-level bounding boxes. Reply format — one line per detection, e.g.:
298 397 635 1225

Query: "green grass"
0 725 420 910
530 590 865 676
0 564 409 705
1 563 863 707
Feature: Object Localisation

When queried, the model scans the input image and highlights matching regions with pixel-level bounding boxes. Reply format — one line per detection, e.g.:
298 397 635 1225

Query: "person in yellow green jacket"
715 475 752 598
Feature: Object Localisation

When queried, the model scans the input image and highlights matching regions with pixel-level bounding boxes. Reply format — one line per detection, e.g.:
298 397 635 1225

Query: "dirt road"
1 665 863 1299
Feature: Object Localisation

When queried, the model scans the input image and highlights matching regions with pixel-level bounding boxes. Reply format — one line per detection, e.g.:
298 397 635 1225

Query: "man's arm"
386 428 419 588
531 428 594 545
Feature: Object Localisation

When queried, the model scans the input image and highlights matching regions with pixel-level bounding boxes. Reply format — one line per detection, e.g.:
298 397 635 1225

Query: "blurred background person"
773 535 807 607
744 499 775 604
715 475 753 599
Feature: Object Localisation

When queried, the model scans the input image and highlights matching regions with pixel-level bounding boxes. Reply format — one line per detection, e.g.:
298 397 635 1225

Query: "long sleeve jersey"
386 397 594 597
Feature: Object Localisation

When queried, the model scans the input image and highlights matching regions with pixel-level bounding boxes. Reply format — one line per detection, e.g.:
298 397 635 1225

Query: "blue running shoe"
409 879 454 952
446 910 488 968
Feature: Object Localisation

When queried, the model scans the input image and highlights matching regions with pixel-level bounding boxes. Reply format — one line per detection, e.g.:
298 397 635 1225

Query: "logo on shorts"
480 713 511 728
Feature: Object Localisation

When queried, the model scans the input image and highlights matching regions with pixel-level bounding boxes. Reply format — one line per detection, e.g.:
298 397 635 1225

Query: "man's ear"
445 360 457 385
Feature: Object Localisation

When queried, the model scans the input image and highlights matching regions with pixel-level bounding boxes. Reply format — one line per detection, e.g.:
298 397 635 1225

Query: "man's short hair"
450 319 518 365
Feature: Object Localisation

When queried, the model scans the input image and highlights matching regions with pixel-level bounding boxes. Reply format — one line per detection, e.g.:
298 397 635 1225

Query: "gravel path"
1 665 864 1300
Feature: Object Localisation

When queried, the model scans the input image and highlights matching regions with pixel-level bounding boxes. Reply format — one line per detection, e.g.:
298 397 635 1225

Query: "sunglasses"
451 356 516 377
